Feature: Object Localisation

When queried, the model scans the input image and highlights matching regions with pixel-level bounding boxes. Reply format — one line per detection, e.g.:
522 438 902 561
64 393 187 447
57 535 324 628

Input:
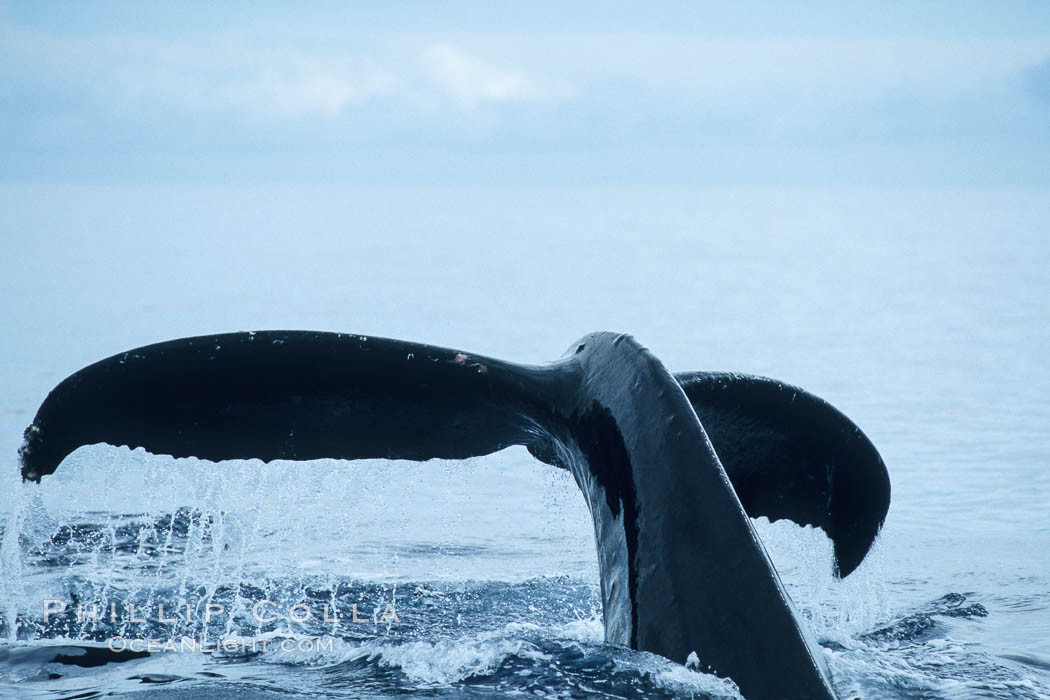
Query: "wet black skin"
20 330 890 699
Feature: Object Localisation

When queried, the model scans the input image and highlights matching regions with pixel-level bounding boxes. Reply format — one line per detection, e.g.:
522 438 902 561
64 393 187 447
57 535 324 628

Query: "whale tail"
19 330 890 699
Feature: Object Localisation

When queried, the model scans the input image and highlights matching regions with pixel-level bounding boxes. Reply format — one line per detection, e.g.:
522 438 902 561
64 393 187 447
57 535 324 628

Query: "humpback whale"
18 331 890 699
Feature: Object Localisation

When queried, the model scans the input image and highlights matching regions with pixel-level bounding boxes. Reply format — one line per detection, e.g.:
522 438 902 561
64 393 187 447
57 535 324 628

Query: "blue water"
0 185 1048 698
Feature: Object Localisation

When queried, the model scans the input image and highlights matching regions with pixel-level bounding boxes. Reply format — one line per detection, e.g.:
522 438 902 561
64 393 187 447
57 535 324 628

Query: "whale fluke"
19 330 891 699
676 371 890 577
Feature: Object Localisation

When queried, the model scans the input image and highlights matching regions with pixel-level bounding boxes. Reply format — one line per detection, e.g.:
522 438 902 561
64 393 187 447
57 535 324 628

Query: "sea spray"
0 475 24 641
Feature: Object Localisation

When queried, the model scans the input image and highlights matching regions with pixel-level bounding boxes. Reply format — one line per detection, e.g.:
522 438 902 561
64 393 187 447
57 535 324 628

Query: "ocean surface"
0 185 1047 698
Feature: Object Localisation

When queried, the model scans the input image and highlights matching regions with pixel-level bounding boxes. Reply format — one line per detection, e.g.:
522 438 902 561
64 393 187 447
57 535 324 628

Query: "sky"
1 1 1049 186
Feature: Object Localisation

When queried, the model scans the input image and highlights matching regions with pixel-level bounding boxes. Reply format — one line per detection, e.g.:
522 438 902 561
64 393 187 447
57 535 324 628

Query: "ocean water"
0 185 1047 698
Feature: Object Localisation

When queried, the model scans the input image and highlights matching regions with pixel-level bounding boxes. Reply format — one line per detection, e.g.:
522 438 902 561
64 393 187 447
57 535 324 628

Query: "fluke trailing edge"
19 331 890 699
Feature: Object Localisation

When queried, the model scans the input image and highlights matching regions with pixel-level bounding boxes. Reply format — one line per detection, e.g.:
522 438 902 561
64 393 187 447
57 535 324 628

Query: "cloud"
420 43 550 105
4 21 1045 124
0 28 401 119
0 26 562 121
507 35 1050 112
149 46 399 119
1 16 1048 185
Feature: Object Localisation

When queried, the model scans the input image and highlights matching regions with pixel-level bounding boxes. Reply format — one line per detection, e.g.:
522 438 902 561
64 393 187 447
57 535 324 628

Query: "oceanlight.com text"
107 636 337 654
